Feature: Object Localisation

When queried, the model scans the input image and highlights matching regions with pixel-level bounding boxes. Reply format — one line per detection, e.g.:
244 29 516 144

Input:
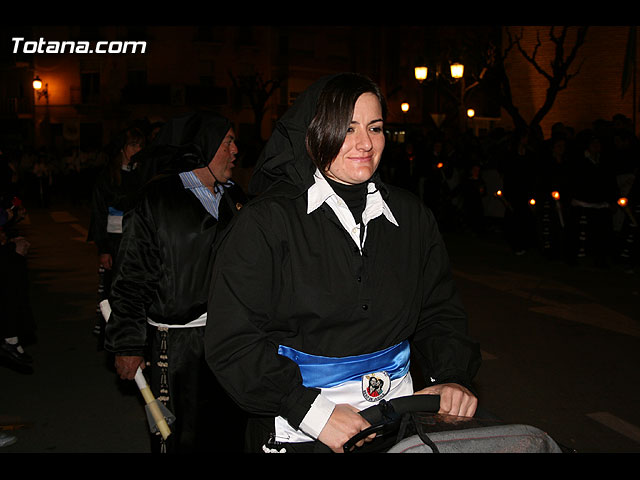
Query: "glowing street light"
450 62 464 79
33 75 48 102
414 66 428 83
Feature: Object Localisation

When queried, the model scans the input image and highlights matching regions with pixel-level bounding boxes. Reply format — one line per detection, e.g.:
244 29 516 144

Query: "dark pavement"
1 197 639 454
1 200 149 453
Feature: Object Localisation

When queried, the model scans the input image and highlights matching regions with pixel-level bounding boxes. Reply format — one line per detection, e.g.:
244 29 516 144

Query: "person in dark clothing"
423 137 447 220
392 141 424 197
459 163 487 234
501 128 538 255
534 136 572 260
565 131 619 267
204 73 481 454
104 112 247 453
0 193 35 371
87 127 145 343
618 173 639 272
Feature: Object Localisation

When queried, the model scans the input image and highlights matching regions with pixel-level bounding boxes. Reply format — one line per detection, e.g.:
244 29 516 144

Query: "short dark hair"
306 73 386 172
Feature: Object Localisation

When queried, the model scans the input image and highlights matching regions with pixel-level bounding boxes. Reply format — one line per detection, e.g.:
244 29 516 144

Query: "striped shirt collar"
179 170 233 219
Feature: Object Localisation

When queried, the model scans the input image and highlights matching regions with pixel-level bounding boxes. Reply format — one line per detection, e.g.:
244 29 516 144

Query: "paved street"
1 201 149 453
1 198 639 454
447 228 640 454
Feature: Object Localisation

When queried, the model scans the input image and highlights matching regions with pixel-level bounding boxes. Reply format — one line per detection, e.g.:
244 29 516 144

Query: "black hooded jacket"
105 112 246 357
204 76 481 431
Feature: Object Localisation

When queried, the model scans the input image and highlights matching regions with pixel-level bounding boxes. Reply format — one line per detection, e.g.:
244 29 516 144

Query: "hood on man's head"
173 112 232 165
137 111 232 180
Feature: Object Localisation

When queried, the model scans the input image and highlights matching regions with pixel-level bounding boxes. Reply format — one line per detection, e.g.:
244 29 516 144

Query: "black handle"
343 394 441 452
343 423 388 452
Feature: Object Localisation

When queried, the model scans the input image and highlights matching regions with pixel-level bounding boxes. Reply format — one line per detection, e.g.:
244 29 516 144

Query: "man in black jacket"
105 112 247 453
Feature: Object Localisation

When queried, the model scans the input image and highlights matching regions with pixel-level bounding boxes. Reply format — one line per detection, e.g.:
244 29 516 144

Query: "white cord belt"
146 311 207 329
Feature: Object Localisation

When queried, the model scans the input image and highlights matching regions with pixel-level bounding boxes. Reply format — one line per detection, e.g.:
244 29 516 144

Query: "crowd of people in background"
0 119 163 211
0 112 638 274
1 111 639 375
0 119 161 375
380 113 639 273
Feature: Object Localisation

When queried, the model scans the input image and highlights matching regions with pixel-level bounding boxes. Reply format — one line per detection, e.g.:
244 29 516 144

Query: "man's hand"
10 236 30 256
415 383 477 418
317 404 375 453
114 355 145 380
99 253 113 270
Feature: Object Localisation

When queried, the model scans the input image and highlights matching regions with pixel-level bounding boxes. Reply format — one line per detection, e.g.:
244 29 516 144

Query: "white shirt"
306 169 399 252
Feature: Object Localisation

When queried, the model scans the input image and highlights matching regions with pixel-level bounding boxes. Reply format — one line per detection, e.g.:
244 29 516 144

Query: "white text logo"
12 37 147 54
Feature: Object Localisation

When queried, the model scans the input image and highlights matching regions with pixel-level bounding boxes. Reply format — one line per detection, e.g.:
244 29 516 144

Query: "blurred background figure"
0 192 35 373
87 126 146 347
566 130 619 267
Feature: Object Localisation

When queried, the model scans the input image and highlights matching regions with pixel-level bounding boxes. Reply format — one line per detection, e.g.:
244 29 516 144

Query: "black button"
361 304 368 310
357 276 362 282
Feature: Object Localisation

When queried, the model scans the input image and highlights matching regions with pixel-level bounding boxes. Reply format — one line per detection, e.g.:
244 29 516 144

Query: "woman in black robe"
205 73 481 453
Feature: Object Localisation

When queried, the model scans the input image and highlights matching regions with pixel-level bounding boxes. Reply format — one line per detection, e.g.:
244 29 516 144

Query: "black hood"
248 73 389 199
135 111 232 183
248 74 339 197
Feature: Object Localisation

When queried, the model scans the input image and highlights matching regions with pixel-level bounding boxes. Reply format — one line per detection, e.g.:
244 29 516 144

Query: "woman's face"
123 140 143 165
325 92 385 185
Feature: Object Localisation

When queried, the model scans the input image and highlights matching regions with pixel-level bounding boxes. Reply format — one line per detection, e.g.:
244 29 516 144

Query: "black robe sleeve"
205 200 320 429
104 193 162 357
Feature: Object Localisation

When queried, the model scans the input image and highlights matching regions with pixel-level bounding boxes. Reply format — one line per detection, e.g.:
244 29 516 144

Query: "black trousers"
148 325 246 453
0 248 35 341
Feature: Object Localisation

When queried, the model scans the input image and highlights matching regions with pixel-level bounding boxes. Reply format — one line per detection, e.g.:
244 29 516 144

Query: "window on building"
81 72 100 104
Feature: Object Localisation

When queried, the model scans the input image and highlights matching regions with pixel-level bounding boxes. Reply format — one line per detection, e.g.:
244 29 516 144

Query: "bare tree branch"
229 71 281 142
486 26 589 131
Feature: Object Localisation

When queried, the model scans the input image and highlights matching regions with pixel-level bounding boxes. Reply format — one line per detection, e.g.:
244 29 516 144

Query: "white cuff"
299 394 336 439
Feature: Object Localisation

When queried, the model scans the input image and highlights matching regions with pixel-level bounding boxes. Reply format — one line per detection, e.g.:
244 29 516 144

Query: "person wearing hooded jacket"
204 73 481 453
87 126 145 344
104 112 247 453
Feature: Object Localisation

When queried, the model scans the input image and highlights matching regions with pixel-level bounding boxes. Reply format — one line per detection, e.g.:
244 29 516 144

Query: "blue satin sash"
278 341 410 389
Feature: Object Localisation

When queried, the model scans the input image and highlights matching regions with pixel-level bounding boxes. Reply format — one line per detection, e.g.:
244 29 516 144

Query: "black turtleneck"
323 175 368 224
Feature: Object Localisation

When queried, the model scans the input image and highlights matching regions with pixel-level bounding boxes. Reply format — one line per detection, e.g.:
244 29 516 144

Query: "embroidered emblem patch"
362 371 391 402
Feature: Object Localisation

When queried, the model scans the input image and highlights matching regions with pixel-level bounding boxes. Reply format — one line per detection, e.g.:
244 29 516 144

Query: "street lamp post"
400 102 410 137
413 61 466 129
33 75 50 148
33 76 49 104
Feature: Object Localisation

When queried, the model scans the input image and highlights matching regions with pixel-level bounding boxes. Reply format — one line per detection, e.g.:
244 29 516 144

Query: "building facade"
1 25 638 160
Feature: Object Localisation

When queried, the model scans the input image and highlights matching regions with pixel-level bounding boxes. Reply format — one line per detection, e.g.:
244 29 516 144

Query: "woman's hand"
317 403 375 453
414 383 477 418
